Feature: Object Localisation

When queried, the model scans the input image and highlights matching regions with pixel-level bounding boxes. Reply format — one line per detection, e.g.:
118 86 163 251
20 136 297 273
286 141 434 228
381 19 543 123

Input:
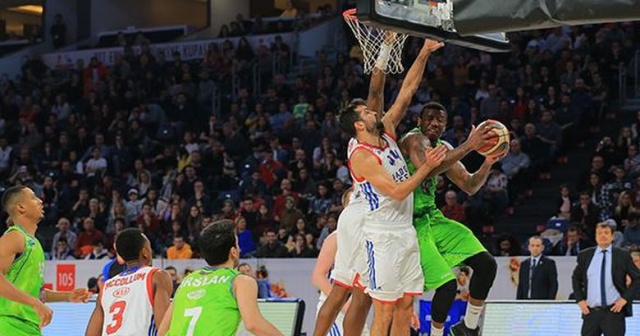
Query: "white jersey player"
330 139 369 291
85 229 173 336
312 189 370 336
339 39 445 335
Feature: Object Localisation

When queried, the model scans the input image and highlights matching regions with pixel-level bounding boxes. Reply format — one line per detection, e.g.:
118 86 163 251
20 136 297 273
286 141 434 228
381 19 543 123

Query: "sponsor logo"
187 289 206 300
113 287 130 298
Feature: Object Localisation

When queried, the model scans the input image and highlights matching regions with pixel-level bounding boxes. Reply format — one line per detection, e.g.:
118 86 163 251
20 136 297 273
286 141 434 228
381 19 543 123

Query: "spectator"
455 266 471 301
571 191 601 239
493 234 522 256
164 266 180 297
289 233 318 258
50 14 67 48
614 191 638 226
85 239 109 260
75 217 105 258
254 228 288 258
166 235 193 259
555 184 575 220
278 196 304 233
501 139 532 198
280 1 298 18
237 263 253 277
441 190 466 223
51 217 77 256
554 225 594 256
624 214 640 249
52 237 76 260
236 216 256 258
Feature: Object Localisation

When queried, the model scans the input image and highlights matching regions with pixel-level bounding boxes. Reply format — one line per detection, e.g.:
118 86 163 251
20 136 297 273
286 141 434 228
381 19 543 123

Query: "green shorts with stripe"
414 209 487 292
0 316 41 336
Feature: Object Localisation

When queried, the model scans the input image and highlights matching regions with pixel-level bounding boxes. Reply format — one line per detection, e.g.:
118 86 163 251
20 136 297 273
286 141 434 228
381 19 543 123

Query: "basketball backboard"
355 0 511 52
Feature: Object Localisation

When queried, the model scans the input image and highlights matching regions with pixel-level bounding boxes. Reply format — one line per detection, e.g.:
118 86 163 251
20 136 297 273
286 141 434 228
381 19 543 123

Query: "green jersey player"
0 186 89 336
400 102 506 336
159 219 282 336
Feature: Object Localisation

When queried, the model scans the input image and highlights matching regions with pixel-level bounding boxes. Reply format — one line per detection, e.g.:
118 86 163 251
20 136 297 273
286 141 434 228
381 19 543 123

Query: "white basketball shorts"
360 223 424 303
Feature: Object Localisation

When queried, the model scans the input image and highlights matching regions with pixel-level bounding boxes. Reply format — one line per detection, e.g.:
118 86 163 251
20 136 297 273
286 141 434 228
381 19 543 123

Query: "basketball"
476 120 510 156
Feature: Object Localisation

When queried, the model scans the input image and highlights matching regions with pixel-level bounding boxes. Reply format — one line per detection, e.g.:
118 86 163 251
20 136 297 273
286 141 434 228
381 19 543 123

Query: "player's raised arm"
400 125 491 179
382 39 443 133
445 145 506 195
367 32 396 114
235 275 284 336
350 145 447 201
0 230 52 328
311 232 337 297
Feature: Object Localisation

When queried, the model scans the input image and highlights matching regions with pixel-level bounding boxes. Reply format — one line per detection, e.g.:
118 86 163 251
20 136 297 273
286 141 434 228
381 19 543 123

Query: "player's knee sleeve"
431 280 457 323
465 252 497 300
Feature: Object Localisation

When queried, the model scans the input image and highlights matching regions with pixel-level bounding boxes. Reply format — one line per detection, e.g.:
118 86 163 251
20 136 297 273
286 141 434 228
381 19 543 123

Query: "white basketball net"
343 9 408 74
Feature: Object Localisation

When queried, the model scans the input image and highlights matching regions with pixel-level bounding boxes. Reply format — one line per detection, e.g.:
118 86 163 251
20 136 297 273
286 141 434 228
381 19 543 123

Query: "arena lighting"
7 5 43 15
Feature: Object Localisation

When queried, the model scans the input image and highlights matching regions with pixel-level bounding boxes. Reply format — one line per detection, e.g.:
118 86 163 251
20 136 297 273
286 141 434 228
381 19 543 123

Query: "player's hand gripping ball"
475 119 510 156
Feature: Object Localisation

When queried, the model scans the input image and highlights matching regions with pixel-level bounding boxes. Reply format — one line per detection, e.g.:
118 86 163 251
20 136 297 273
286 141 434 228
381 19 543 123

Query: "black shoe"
450 321 479 336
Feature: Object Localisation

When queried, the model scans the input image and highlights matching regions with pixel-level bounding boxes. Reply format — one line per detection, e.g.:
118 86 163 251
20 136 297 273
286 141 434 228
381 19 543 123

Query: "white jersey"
347 133 413 226
101 266 159 336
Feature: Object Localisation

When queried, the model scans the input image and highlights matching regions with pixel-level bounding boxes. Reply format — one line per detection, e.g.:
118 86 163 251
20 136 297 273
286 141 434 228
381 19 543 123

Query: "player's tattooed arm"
401 135 470 179
446 158 493 195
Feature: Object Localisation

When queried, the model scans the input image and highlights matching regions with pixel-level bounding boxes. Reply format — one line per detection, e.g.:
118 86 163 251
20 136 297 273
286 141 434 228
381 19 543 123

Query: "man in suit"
517 235 559 299
572 222 640 336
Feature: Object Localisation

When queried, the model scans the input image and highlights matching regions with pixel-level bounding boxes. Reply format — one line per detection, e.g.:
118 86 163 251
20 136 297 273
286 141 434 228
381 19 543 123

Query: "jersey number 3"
106 300 127 334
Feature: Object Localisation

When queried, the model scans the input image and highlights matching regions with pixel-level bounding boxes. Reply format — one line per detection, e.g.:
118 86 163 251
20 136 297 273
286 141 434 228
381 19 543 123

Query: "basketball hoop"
343 8 408 74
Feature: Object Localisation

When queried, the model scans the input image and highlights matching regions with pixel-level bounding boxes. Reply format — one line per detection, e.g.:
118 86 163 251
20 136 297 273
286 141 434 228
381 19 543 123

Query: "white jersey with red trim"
100 266 158 336
347 133 412 226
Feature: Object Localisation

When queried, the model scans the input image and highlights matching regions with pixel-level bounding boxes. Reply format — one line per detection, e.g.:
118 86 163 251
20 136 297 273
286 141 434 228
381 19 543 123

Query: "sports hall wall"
89 0 209 34
44 256 580 333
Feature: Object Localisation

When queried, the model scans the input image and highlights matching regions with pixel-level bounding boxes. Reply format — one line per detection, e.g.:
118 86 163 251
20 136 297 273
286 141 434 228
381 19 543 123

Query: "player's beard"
367 121 384 134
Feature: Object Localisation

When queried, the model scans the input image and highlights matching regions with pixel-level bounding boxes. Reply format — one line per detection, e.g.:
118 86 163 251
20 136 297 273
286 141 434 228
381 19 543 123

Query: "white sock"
431 325 444 336
464 303 483 329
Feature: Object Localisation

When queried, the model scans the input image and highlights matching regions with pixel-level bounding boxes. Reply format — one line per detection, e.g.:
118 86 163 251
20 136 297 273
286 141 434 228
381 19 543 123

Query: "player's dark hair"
2 185 27 215
338 98 366 137
420 102 447 119
199 219 236 266
115 228 147 262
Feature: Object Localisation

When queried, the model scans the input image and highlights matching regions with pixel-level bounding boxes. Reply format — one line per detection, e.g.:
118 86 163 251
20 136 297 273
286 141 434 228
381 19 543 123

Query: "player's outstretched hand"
32 300 53 328
424 144 447 169
69 287 90 303
422 39 444 53
467 123 493 151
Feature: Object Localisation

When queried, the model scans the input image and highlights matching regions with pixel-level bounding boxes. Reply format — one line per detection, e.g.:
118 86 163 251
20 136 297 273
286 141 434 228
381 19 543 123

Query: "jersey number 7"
184 307 203 336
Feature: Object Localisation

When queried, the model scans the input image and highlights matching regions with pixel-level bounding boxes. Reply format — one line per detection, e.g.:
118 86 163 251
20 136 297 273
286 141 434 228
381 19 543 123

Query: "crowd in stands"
0 2 639 261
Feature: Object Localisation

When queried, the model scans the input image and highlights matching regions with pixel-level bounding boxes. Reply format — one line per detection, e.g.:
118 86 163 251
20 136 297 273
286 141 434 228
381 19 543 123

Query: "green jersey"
168 267 241 336
0 225 45 331
405 127 439 217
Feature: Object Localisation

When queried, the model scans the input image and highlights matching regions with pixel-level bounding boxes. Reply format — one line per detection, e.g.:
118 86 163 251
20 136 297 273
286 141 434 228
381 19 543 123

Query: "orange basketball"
476 119 510 156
